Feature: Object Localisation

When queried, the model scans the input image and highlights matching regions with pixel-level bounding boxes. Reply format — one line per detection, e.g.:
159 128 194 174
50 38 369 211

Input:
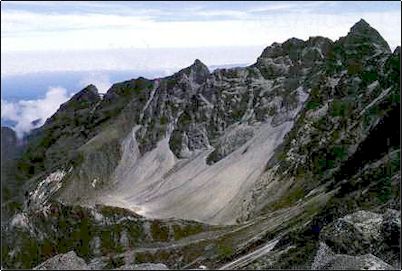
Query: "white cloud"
1 87 70 138
1 10 151 34
1 46 265 76
1 9 400 52
1 3 400 76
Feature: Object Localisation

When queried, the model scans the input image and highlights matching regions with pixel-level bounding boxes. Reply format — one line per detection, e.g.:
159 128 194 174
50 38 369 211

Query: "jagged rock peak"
176 58 210 84
258 37 306 60
345 18 391 52
56 84 100 114
307 36 333 46
71 84 100 102
193 58 206 67
393 46 400 55
282 37 305 47
188 58 209 73
350 18 371 32
83 84 99 94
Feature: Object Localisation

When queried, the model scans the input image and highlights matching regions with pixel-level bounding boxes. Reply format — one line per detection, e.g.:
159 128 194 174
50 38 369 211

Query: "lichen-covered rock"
321 210 384 255
319 210 401 269
117 263 169 270
323 253 394 270
34 251 89 270
312 242 396 270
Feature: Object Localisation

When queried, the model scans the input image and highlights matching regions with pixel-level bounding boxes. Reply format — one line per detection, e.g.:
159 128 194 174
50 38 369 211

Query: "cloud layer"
1 87 71 138
1 2 400 77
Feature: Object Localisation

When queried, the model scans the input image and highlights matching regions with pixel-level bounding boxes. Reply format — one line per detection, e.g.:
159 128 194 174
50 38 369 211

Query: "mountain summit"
175 58 210 85
344 18 391 52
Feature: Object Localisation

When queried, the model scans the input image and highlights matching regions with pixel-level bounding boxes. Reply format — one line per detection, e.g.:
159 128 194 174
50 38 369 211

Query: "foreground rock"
34 251 89 270
321 210 400 267
34 251 169 270
312 242 396 270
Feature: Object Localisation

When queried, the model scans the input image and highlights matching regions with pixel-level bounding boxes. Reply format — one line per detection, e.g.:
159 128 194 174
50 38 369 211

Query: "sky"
1 1 401 137
1 1 401 75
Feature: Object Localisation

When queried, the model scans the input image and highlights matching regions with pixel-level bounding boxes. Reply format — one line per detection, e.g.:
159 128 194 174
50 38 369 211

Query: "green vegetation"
172 224 204 241
150 221 170 242
306 100 321 110
169 130 183 157
347 61 363 75
376 176 392 203
179 111 192 127
305 86 323 110
331 145 347 161
206 149 221 165
330 98 353 117
274 233 319 269
217 243 235 258
160 115 169 125
232 108 245 121
105 255 125 269
361 70 378 84
269 185 305 211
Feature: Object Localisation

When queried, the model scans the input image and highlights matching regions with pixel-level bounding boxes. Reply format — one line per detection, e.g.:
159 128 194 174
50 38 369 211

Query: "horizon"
1 1 400 76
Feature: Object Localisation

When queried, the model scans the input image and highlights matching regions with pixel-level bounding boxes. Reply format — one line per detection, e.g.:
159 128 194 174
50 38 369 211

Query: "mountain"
1 19 400 270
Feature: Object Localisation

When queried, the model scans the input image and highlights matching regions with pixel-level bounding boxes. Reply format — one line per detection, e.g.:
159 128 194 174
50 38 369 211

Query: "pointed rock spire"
73 84 100 101
58 84 100 113
350 18 371 33
344 19 391 52
176 59 210 85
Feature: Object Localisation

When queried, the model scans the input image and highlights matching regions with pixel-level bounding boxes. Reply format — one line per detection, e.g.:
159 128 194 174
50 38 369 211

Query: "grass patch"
172 224 204 241
150 221 170 242
269 185 305 211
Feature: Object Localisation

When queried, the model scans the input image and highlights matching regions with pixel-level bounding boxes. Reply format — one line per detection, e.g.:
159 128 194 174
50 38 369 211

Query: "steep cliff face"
1 19 400 269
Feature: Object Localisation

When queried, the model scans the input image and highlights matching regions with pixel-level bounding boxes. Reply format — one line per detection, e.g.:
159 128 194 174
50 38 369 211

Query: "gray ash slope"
1 19 400 269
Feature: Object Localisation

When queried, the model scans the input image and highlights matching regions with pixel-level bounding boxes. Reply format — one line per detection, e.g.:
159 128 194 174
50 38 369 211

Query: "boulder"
34 251 89 270
312 242 396 270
